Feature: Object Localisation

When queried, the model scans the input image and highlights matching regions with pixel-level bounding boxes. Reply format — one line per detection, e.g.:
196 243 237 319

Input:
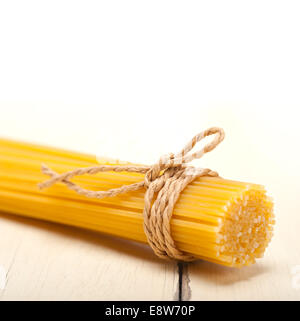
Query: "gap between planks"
176 262 191 301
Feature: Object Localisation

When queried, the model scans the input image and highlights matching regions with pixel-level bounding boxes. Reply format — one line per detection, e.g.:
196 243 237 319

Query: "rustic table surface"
0 200 299 301
0 105 300 301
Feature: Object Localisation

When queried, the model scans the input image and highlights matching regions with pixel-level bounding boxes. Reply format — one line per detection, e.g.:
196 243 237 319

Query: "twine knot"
39 127 225 261
144 153 174 187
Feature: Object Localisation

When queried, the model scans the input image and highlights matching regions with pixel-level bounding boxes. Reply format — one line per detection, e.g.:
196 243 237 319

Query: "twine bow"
39 127 225 261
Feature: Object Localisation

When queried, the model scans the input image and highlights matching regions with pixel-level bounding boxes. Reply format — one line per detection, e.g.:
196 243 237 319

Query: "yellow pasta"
0 138 274 267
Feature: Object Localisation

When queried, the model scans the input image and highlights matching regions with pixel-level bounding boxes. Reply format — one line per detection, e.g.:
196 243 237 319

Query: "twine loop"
39 127 225 261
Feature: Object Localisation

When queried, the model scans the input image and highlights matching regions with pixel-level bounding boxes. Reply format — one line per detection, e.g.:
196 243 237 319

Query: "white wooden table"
0 213 178 300
0 105 300 300
0 179 299 300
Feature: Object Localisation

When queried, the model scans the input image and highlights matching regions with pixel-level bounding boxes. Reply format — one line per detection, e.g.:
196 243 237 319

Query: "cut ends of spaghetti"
216 187 274 267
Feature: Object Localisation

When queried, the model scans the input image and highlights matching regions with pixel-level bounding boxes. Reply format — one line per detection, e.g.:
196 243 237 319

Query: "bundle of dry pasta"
0 136 274 267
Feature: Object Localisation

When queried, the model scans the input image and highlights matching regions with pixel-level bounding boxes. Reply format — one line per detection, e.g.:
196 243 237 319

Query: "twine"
39 127 225 261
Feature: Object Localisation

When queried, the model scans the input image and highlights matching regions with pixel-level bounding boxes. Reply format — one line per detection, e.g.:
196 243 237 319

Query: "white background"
1 1 300 200
0 0 300 299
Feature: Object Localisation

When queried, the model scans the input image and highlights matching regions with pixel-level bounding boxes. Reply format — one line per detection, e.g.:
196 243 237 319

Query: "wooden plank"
188 239 300 300
0 213 178 300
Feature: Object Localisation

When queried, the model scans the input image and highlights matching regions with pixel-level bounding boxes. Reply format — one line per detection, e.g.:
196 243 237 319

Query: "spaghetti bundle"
0 132 274 267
